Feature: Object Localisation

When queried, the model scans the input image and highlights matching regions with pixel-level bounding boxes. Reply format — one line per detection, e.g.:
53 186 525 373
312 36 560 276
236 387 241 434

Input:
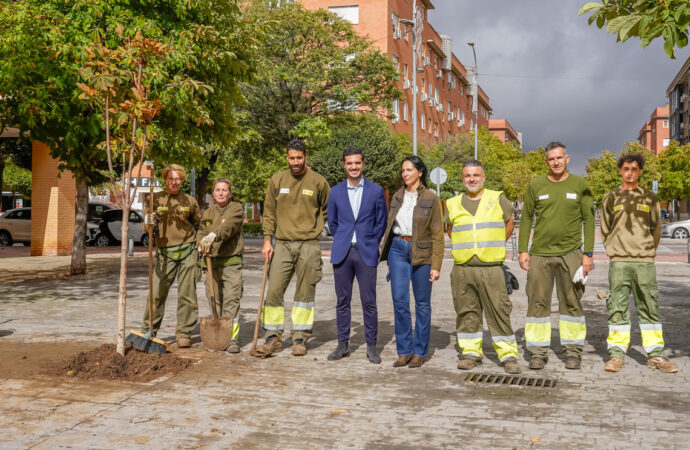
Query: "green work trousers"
607 261 664 359
262 241 322 342
142 249 200 339
451 265 518 362
205 263 242 341
525 249 586 359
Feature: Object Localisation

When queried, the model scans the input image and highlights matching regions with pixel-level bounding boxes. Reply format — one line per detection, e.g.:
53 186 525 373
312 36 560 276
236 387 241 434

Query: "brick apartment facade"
637 104 669 155
666 56 690 145
298 0 491 149
488 118 521 147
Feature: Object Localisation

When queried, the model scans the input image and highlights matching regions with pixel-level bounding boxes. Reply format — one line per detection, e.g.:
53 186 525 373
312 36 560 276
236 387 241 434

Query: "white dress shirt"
347 178 364 243
393 190 417 236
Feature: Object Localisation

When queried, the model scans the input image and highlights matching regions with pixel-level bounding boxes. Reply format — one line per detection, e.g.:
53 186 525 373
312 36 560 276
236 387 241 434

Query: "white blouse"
393 190 418 236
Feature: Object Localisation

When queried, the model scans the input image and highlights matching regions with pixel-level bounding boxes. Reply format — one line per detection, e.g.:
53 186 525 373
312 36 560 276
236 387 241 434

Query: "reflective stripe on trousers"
525 316 551 348
559 315 586 346
232 317 240 340
640 323 664 353
607 324 630 352
291 301 315 331
492 335 519 361
457 331 483 358
262 305 284 331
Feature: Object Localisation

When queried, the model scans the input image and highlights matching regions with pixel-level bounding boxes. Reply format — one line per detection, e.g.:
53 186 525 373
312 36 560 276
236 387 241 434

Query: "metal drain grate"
464 372 557 388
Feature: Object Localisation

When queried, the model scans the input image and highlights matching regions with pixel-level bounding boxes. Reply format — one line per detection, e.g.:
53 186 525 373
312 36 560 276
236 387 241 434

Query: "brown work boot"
565 356 581 370
177 337 191 348
408 356 426 368
647 356 679 373
254 336 283 357
226 340 240 354
457 357 481 370
292 338 307 356
393 355 412 367
604 357 624 372
502 358 521 374
528 357 546 370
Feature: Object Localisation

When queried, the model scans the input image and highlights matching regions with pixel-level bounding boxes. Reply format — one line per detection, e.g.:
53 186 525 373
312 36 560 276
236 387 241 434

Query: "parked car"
87 202 117 224
0 207 31 246
95 209 150 247
661 219 690 239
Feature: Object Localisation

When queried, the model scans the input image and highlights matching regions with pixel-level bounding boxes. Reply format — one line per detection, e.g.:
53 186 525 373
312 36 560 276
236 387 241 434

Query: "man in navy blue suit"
327 147 388 363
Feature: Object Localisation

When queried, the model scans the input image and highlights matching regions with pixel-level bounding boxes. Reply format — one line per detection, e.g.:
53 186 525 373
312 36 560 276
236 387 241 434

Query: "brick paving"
0 249 688 448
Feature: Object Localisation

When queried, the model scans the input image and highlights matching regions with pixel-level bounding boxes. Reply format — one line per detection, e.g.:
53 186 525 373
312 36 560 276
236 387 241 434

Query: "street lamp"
467 42 478 160
399 0 422 156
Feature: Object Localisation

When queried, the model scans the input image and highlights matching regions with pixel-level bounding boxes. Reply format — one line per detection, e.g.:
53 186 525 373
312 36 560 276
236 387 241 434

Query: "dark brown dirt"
51 344 193 382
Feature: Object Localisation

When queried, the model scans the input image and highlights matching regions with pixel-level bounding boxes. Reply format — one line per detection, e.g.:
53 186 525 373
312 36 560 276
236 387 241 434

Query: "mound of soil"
52 344 192 382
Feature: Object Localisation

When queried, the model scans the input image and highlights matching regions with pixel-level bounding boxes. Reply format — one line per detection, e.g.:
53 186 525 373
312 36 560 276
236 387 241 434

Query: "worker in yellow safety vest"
446 160 521 374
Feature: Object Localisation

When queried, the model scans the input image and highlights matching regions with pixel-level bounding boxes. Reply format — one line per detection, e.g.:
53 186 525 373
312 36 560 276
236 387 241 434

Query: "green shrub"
243 222 263 237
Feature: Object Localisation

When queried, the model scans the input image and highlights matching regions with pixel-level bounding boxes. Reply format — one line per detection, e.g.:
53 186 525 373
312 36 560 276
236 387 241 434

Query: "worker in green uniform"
447 160 521 374
197 178 244 353
519 141 594 370
142 164 201 349
254 138 330 357
600 152 678 373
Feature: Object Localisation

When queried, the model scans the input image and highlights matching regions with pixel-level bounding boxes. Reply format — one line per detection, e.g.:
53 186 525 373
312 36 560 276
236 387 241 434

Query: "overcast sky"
428 0 689 174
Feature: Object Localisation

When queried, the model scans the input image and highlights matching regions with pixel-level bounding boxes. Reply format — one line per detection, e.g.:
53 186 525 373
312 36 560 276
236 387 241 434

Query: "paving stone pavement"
0 252 688 449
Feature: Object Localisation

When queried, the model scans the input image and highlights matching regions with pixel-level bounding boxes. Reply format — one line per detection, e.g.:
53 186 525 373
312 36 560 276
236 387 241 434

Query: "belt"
350 243 358 248
396 235 412 242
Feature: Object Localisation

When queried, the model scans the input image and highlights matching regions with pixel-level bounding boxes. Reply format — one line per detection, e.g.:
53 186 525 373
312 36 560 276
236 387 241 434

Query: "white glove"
201 232 216 246
144 213 156 226
572 265 588 285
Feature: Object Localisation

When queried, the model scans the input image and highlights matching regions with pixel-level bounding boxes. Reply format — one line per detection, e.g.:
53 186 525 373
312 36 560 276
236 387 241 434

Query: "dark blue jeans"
388 237 432 357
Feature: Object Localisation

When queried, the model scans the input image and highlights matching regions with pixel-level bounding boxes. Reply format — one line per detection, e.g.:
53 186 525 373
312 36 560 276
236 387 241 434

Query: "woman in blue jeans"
379 156 445 368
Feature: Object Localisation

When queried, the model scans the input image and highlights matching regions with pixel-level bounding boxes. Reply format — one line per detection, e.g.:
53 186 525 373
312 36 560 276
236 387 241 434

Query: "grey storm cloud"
428 0 688 173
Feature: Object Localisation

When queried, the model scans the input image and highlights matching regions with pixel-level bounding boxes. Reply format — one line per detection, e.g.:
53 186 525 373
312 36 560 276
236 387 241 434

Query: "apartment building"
298 0 491 148
488 118 522 148
666 56 690 145
637 104 669 155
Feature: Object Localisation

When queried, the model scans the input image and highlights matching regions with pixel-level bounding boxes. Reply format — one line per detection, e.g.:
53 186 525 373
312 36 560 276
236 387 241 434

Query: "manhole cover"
464 372 557 388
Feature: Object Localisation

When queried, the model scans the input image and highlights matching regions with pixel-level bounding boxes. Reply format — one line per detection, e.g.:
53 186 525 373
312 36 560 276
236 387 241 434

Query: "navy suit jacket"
328 178 387 267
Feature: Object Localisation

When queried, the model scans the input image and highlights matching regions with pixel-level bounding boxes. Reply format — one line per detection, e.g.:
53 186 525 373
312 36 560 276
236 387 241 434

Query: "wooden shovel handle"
250 259 270 355
206 255 219 319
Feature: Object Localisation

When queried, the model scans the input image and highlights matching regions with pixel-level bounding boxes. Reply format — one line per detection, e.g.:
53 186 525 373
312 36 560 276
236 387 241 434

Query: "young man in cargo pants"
255 138 330 357
600 152 678 373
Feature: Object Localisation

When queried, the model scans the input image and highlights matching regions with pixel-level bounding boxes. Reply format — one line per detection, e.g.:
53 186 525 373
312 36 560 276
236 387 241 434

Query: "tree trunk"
195 150 219 209
116 205 131 356
70 176 89 275
0 159 4 212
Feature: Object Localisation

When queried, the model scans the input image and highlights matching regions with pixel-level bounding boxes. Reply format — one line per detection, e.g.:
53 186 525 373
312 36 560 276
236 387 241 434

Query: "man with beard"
255 138 330 357
519 141 594 370
446 160 521 374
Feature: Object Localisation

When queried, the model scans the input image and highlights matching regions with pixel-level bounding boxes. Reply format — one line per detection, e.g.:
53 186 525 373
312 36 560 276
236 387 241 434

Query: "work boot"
457 357 481 370
392 355 412 367
604 357 624 372
647 356 679 373
529 357 546 370
226 340 240 354
327 342 350 361
408 356 426 368
177 337 191 348
366 345 382 364
292 338 307 356
597 290 612 301
565 356 581 370
254 336 283 357
502 358 521 374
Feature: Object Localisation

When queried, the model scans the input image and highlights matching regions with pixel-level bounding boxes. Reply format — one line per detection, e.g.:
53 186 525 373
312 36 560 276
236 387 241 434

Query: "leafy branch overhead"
579 0 690 58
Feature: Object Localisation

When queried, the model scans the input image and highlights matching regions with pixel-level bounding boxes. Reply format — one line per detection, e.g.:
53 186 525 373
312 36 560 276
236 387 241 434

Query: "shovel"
200 255 234 351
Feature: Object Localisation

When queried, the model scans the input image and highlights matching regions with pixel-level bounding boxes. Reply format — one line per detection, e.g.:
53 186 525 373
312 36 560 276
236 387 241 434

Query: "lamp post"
468 42 478 160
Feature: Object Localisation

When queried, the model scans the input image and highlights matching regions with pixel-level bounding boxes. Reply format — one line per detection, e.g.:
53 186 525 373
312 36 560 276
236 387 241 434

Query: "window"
434 88 439 102
391 54 399 72
392 98 399 121
403 102 408 121
404 63 409 79
428 118 432 132
663 138 670 147
428 83 432 98
421 114 425 130
329 5 359 24
433 122 438 137
663 119 669 128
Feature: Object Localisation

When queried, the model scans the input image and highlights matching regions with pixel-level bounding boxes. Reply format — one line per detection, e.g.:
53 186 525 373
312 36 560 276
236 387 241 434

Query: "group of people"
141 139 678 374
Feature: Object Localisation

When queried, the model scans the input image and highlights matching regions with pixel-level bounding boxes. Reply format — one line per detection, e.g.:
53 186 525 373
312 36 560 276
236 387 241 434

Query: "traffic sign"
429 167 447 186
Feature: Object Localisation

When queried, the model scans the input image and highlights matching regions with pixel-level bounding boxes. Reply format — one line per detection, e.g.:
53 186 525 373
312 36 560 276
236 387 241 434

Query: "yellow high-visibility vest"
447 189 506 264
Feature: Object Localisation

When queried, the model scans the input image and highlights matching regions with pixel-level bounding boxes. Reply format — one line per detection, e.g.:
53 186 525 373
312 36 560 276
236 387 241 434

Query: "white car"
661 219 690 239
0 207 31 246
96 209 150 247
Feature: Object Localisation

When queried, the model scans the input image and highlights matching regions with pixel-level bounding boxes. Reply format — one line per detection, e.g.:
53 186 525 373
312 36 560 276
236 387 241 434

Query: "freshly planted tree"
579 0 690 58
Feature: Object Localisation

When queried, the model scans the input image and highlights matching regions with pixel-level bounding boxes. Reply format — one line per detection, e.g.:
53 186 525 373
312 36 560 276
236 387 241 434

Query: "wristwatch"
584 252 593 257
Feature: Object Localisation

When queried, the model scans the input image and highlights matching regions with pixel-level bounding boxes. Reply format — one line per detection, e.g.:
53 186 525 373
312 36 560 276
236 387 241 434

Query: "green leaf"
578 2 604 16
606 15 630 33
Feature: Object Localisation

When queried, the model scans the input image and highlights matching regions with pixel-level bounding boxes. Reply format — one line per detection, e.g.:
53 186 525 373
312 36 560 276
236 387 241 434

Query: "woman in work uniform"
142 164 201 348
197 178 244 353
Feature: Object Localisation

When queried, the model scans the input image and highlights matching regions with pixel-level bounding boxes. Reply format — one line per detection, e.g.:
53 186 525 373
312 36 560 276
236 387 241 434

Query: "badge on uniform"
157 206 168 212
566 193 577 200
636 204 650 213
302 189 314 196
613 204 624 212
181 206 190 212
280 188 290 194
538 194 549 200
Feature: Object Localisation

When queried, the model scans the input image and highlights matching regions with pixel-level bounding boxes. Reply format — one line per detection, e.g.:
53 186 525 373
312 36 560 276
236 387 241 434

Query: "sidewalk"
0 251 689 448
